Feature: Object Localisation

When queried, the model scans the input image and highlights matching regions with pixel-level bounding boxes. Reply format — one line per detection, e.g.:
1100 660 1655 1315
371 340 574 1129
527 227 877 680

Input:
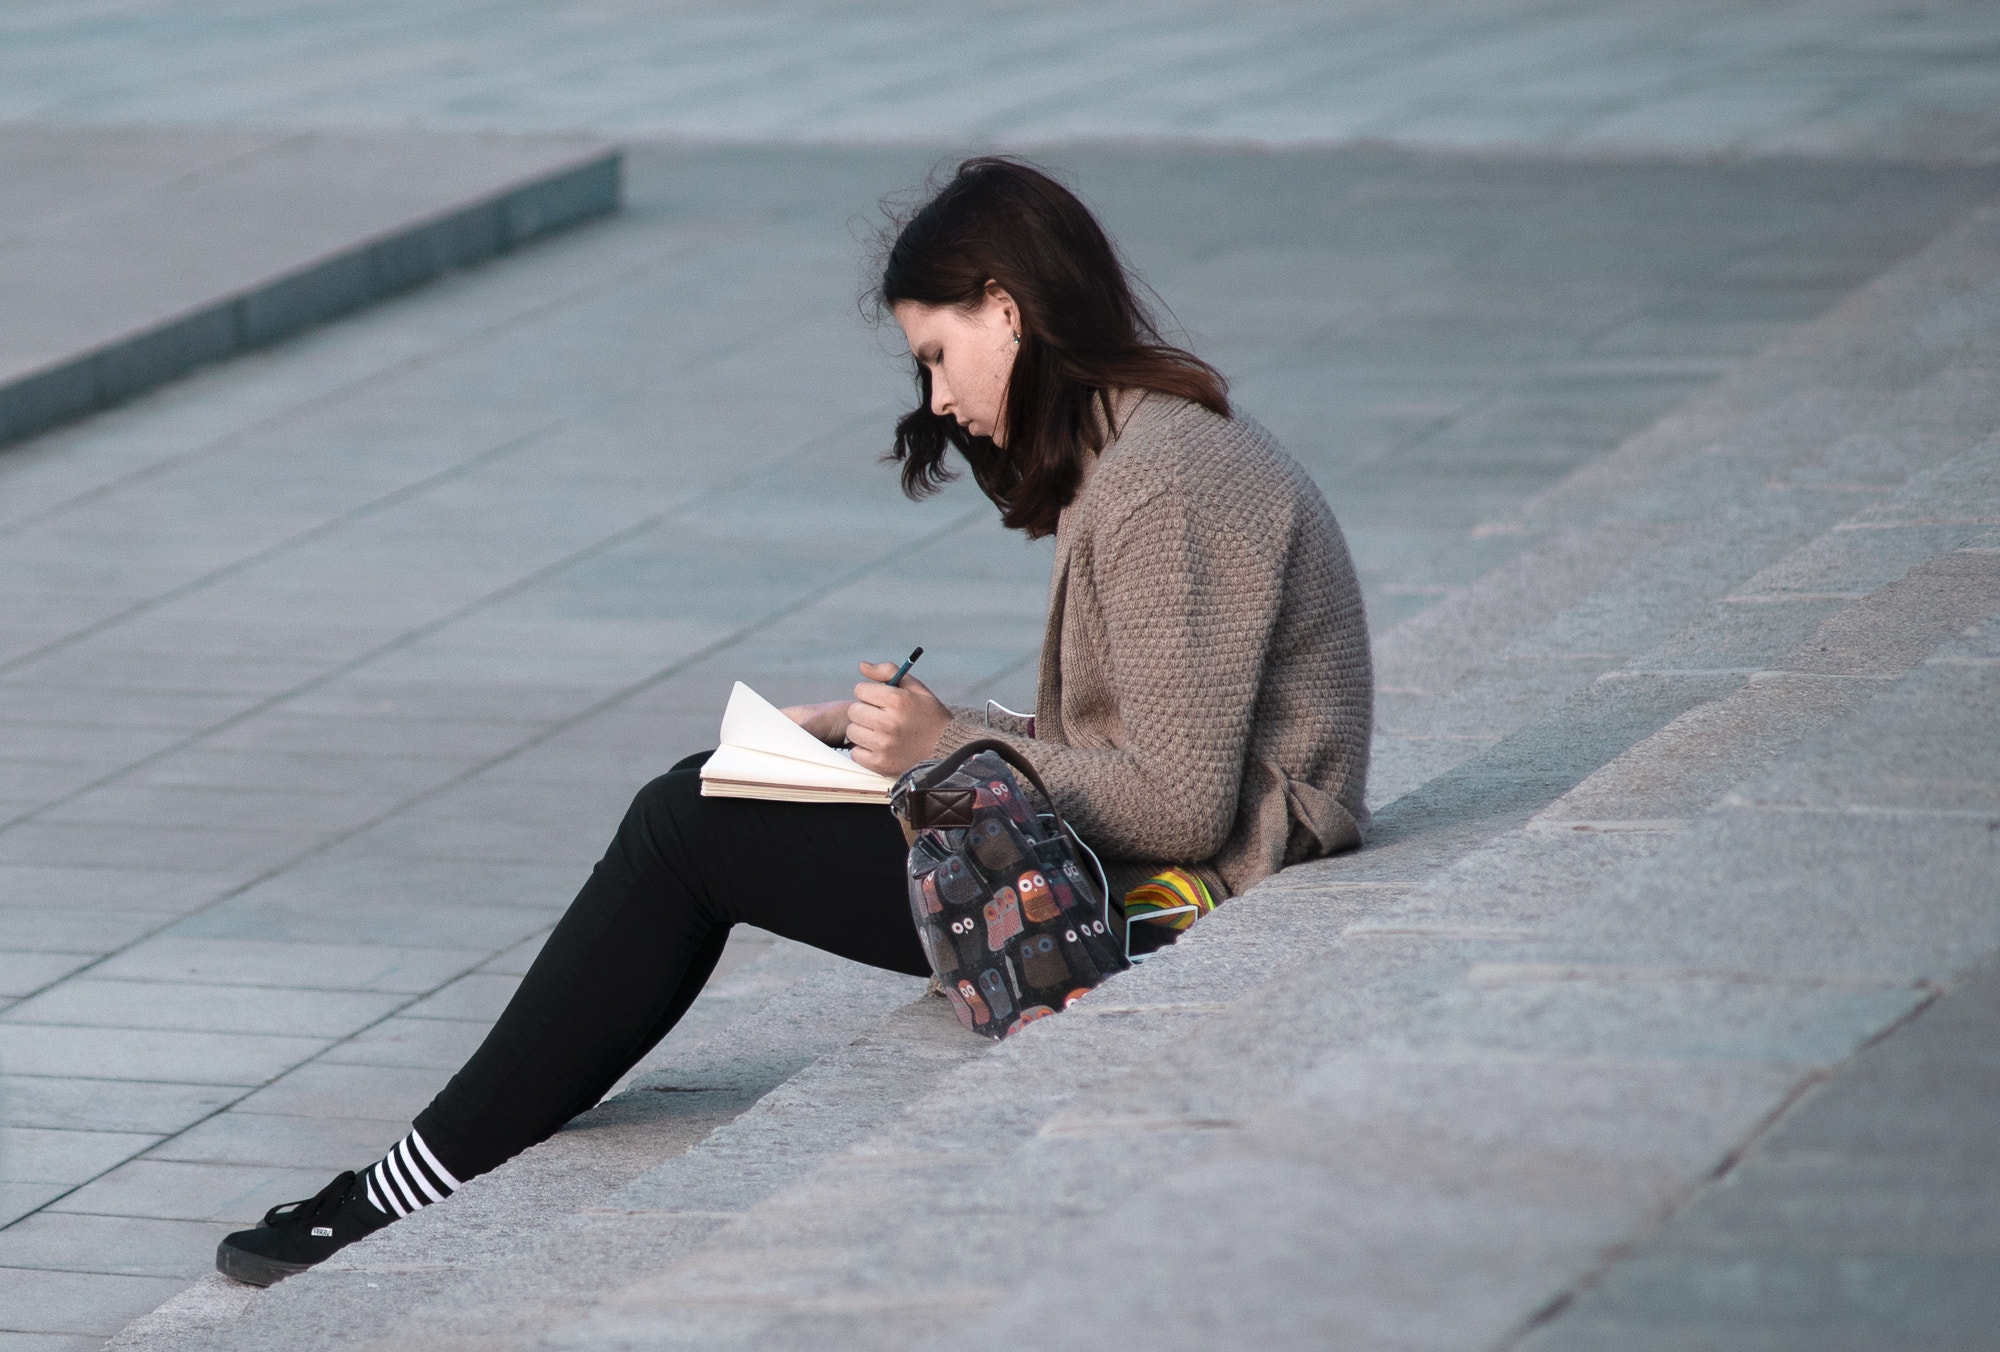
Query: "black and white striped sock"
362 1128 460 1219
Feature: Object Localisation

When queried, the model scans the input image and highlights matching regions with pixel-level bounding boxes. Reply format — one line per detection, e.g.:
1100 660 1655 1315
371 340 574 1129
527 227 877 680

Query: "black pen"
886 646 924 687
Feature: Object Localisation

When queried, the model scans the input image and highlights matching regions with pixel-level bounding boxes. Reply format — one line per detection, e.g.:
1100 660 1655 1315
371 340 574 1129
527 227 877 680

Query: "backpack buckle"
904 786 976 830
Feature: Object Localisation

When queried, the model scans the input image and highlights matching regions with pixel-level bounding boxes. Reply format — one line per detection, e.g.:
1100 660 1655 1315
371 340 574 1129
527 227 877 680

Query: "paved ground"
4 0 2000 160
16 149 1989 1342
1524 950 2000 1350
0 125 617 446
0 2 1995 1347
107 188 2000 1351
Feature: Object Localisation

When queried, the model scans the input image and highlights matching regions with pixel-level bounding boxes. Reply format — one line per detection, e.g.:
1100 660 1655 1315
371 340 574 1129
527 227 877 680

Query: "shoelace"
261 1170 357 1230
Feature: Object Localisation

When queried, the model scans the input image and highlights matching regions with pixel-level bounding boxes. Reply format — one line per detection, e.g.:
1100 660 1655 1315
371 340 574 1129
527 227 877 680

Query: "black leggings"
412 752 925 1181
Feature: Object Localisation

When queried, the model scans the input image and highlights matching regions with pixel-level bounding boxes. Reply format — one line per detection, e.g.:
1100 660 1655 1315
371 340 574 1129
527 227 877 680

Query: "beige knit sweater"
931 391 1372 899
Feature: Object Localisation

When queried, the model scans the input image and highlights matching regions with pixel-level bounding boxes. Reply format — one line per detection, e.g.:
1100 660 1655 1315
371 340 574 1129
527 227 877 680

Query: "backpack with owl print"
890 739 1130 1039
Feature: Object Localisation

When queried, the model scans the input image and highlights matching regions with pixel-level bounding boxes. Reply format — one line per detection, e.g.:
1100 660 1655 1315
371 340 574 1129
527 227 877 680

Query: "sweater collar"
1076 387 1152 493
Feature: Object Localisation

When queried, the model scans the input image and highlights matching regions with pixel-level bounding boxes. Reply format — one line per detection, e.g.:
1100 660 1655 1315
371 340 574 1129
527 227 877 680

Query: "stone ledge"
0 125 621 449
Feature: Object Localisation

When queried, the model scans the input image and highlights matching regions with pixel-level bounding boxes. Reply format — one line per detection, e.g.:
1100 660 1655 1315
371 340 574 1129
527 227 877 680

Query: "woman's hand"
844 661 952 777
781 699 851 746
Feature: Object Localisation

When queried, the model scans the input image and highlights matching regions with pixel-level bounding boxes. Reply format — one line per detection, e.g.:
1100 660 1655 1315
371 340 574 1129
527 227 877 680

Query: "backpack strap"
899 739 1123 974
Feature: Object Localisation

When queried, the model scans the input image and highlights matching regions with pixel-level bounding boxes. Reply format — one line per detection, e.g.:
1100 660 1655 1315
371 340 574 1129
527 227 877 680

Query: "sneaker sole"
215 1239 313 1288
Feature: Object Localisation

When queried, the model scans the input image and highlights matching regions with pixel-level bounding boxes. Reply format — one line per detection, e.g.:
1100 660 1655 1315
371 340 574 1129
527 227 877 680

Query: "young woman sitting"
216 156 1371 1287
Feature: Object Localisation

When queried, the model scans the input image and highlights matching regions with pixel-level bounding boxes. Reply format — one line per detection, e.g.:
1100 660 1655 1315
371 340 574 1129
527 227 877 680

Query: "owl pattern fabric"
899 750 1128 1040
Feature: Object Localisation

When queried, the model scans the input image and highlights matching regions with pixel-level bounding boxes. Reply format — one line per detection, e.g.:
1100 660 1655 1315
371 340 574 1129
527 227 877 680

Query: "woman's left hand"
782 699 851 746
845 662 952 777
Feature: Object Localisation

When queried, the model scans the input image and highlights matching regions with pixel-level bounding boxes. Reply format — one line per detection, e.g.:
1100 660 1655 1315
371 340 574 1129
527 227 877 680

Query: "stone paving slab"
1363 194 2000 808
0 124 619 447
1513 646 2000 1352
110 942 933 1351
0 1265 186 1341
3 1 1998 162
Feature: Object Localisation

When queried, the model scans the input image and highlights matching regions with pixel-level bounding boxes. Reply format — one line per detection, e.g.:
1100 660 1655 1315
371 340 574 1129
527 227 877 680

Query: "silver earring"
1011 332 1020 345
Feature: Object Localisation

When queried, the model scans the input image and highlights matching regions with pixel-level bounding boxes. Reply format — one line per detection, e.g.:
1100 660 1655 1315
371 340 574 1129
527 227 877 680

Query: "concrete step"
931 602 1999 1352
451 418 2000 1350
110 187 2000 1349
501 446 1997 1351
127 491 1996 1352
107 933 929 1350
1368 194 2000 810
0 125 619 448
1517 955 2000 1348
1357 429 2000 881
505 194 2000 1348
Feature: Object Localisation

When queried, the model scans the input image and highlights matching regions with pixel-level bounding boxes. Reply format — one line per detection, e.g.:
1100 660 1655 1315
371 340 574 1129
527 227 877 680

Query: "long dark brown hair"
876 157 1229 539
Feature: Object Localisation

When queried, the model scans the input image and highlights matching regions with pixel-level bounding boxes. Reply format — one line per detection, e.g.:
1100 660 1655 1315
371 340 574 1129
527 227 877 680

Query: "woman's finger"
894 673 939 702
839 667 949 776
846 704 897 746
850 680 895 709
780 699 847 739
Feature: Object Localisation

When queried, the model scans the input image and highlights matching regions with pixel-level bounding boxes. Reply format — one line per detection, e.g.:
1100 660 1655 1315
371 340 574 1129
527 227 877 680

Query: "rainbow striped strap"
1121 868 1215 931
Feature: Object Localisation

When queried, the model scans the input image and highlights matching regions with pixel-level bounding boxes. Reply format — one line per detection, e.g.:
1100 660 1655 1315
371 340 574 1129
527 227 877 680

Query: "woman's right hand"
782 699 852 746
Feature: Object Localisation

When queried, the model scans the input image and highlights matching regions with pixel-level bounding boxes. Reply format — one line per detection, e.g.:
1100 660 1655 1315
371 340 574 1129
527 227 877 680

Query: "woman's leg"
219 752 922 1284
410 750 924 1183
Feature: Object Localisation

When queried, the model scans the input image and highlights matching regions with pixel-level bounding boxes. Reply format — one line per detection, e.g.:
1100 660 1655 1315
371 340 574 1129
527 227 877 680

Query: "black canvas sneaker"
215 1170 393 1287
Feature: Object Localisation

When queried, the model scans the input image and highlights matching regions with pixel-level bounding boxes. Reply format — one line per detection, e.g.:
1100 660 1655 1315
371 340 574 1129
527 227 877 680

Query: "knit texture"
934 391 1372 898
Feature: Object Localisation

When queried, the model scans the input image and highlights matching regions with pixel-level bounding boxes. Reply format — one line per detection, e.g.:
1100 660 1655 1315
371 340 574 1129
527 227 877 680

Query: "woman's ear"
983 281 1019 336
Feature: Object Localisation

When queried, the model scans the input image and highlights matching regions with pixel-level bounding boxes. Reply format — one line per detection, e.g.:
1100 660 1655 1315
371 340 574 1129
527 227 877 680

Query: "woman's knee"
594 763 717 917
630 756 708 833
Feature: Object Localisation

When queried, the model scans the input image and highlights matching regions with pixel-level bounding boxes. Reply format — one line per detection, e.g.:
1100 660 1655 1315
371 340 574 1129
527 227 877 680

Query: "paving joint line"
1496 975 1951 1350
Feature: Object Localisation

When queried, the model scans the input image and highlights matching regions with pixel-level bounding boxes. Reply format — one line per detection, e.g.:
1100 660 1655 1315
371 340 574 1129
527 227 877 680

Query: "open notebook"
697 682 896 804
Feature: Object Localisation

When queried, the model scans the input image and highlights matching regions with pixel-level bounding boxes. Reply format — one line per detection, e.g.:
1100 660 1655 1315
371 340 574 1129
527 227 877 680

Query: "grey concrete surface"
0 126 619 448
1516 950 2000 1352
4 146 1989 1342
485 213 1995 1352
0 1 1993 1346
4 1 2000 162
78 173 2000 1349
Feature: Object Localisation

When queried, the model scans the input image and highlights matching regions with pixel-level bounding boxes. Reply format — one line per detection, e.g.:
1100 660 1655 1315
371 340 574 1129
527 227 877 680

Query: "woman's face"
892 286 1019 445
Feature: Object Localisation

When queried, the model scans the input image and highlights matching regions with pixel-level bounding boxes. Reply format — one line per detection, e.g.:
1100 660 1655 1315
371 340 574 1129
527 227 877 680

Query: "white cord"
1038 816 1169 962
984 699 1032 729
1068 831 1108 905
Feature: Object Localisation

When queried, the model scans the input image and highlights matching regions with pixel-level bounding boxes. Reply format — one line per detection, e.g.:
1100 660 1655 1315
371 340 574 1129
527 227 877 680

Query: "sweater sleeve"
943 704 1035 738
932 484 1286 862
